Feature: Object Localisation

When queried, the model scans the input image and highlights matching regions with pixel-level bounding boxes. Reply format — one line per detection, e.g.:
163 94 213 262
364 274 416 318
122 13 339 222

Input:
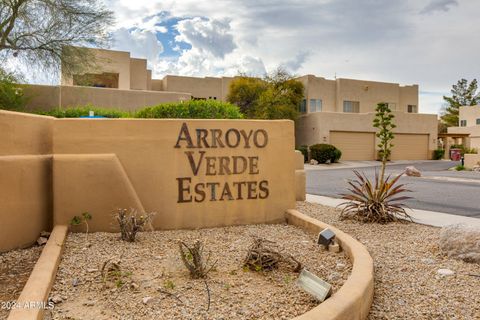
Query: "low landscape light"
317 228 335 248
296 269 332 302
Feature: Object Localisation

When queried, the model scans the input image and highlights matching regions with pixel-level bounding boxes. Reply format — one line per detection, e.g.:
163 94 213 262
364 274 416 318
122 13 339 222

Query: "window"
460 120 467 127
386 103 397 111
299 99 307 113
343 100 360 113
309 99 322 113
408 105 418 113
476 118 480 125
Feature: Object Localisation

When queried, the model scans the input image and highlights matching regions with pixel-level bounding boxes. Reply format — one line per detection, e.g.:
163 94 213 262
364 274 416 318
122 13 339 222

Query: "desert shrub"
297 145 309 163
455 164 466 171
439 224 480 263
309 144 340 164
36 105 130 118
115 209 155 242
340 170 412 223
340 103 411 224
0 69 27 111
178 240 217 279
433 148 445 160
135 100 243 119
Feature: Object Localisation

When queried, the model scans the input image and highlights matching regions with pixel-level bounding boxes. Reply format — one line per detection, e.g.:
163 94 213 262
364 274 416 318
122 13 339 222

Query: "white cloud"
175 17 236 58
112 28 164 66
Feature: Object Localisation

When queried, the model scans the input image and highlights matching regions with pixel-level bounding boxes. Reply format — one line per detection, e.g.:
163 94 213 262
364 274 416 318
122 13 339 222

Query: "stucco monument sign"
174 123 270 203
51 118 296 232
0 111 299 251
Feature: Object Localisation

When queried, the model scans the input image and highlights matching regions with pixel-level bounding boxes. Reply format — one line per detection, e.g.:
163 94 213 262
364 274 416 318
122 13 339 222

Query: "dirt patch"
0 245 43 319
297 201 480 319
46 224 351 320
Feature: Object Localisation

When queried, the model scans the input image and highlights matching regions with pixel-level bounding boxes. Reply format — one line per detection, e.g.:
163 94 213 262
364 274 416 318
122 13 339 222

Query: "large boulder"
405 166 421 177
439 224 480 263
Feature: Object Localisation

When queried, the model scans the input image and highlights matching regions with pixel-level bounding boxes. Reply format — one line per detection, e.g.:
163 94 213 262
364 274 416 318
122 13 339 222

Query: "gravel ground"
297 201 480 320
46 224 351 320
0 245 43 319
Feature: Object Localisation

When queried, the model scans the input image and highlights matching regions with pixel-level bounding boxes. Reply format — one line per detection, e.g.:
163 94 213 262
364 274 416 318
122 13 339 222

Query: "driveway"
306 160 480 218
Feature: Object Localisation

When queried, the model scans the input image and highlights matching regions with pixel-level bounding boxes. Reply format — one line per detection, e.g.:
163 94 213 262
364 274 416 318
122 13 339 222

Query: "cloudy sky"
22 0 480 114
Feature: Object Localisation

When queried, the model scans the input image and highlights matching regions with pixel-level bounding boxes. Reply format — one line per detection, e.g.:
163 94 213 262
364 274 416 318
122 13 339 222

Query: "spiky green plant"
339 170 412 223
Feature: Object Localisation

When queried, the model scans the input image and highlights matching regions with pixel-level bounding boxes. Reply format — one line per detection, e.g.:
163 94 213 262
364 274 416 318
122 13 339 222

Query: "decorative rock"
310 159 318 165
472 165 480 172
87 268 98 273
72 278 79 287
50 295 63 304
405 166 421 177
328 241 341 253
40 230 51 238
142 296 154 305
437 268 455 276
83 300 96 306
336 262 346 270
421 258 435 265
36 236 48 246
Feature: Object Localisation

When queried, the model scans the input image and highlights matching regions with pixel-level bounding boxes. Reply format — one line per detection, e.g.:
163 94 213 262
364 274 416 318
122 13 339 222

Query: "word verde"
174 123 270 203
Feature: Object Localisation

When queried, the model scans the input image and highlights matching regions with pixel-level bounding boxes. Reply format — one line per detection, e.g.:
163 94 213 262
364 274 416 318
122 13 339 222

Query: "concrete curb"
286 209 374 320
306 194 480 228
8 225 68 320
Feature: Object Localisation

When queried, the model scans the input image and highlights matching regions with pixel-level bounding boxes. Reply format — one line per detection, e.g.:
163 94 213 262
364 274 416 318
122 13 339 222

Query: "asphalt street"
306 160 480 218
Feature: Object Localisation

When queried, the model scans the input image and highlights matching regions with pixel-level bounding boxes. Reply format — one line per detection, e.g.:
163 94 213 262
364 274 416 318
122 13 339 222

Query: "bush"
433 148 445 160
450 145 478 155
36 105 131 118
309 144 341 164
0 69 27 111
135 100 243 119
297 145 308 163
455 165 466 171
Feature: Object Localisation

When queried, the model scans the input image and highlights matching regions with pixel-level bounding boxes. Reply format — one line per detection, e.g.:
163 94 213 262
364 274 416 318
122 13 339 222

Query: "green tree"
0 0 114 75
226 77 266 118
373 102 396 184
0 68 26 110
226 68 304 120
441 79 480 127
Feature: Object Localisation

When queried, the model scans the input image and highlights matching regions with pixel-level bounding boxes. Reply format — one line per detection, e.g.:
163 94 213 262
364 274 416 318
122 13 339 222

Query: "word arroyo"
174 123 270 203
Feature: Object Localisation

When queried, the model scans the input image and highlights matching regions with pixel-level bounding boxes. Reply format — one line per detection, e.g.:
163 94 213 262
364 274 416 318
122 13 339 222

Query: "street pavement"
306 160 480 218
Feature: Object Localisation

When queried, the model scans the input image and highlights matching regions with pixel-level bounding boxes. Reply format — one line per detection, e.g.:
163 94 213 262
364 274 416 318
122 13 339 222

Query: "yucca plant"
339 170 412 223
339 102 413 223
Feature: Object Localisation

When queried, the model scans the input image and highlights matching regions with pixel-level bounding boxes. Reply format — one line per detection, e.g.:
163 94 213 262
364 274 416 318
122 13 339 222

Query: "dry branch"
243 238 302 272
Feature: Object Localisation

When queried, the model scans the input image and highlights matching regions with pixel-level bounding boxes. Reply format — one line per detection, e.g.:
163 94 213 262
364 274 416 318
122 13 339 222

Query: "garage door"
330 131 375 160
391 134 429 160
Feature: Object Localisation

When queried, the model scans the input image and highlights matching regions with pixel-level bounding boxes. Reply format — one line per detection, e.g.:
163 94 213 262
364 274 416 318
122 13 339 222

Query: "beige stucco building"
295 75 437 160
23 47 438 160
447 105 480 150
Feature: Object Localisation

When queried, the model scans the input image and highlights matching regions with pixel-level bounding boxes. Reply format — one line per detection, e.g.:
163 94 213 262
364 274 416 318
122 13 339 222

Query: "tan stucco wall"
448 124 480 149
464 153 480 169
163 75 233 100
458 105 480 127
130 58 148 90
297 75 418 114
295 111 438 158
23 84 191 111
53 119 296 231
62 48 132 90
0 111 54 252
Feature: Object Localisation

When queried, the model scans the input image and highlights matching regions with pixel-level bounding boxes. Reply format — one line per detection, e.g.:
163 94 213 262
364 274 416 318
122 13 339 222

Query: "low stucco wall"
286 209 374 320
296 111 438 157
0 111 54 252
23 84 191 111
464 153 480 169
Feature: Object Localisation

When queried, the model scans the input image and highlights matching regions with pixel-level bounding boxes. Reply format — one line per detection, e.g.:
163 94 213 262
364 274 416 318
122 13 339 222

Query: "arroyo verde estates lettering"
174 122 270 203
